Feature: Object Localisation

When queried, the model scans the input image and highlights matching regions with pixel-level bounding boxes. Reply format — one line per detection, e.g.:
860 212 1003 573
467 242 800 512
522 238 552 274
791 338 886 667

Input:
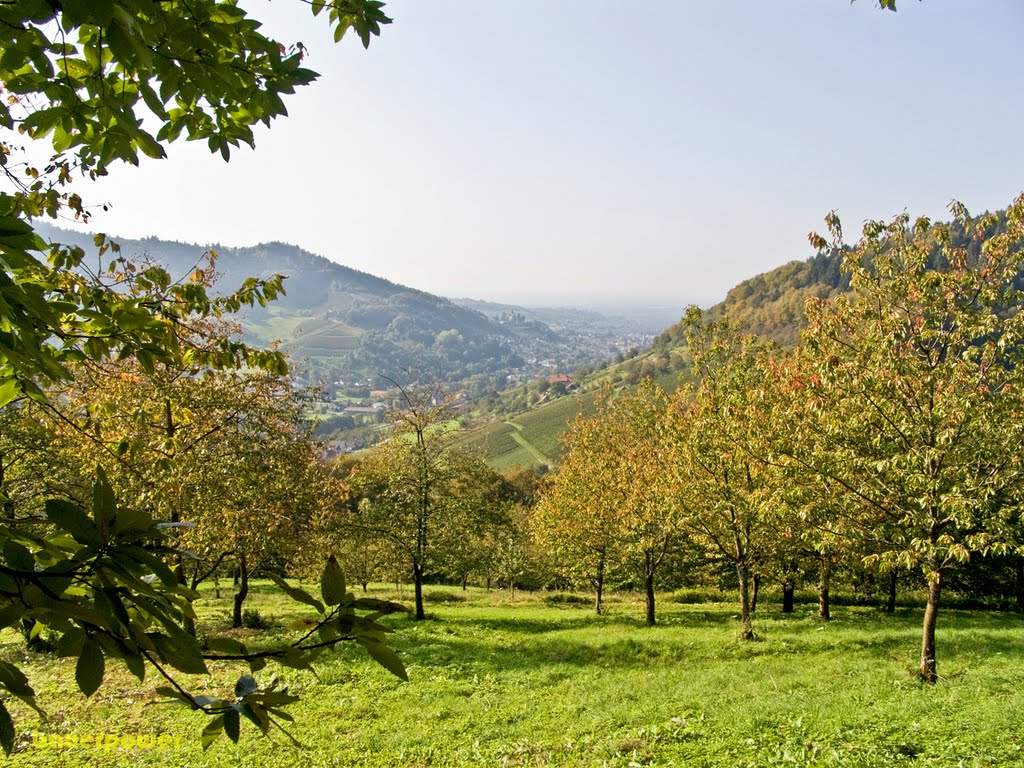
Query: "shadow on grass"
384 604 1024 678
398 632 696 673
384 608 747 675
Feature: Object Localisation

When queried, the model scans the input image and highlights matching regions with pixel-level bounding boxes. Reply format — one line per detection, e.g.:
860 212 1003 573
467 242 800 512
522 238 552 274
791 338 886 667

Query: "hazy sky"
52 1 1024 307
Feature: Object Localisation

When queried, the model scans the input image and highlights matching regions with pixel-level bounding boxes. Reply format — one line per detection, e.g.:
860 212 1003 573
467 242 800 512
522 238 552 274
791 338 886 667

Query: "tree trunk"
750 573 761 615
594 555 606 616
0 451 13 517
413 562 425 620
737 562 754 639
919 569 942 683
172 509 196 636
1015 557 1024 613
361 581 369 593
462 574 468 591
782 581 795 613
644 571 656 627
232 553 249 629
886 570 898 614
182 595 196 636
818 561 831 621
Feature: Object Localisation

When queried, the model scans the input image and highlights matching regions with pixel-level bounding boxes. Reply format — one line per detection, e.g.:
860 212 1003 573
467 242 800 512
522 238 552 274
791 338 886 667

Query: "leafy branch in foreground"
0 0 398 755
157 556 407 749
0 473 407 754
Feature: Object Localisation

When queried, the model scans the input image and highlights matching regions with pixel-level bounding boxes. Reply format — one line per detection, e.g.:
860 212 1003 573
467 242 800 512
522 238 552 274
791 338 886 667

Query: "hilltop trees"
793 200 1024 681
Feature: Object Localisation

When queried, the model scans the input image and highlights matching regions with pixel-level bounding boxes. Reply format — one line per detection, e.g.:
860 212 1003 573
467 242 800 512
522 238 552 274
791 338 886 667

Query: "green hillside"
466 208 1016 473
457 390 603 470
291 318 362 355
463 251 849 471
33 223 533 387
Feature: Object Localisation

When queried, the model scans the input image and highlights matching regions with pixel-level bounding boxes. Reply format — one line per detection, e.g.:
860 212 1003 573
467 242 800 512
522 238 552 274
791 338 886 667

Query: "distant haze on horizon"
40 1 1024 308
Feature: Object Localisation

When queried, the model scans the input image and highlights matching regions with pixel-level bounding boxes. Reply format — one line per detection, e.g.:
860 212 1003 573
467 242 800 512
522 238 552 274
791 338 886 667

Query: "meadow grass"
3 584 1023 767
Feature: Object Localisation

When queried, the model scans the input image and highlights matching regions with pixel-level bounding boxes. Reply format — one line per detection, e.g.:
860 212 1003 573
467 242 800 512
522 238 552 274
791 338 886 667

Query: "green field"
5 584 1024 767
457 420 526 469
459 393 603 470
289 317 362 355
240 307 310 345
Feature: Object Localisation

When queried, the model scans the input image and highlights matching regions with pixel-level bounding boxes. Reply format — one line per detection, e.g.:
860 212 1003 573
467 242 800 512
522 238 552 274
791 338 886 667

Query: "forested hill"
34 222 494 331
456 210 1014 471
653 208 1008 351
653 251 850 350
33 223 527 385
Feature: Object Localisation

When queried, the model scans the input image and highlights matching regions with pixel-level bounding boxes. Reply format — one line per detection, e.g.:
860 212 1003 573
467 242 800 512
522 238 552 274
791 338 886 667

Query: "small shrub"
426 591 466 604
241 609 273 629
542 592 590 606
669 588 733 605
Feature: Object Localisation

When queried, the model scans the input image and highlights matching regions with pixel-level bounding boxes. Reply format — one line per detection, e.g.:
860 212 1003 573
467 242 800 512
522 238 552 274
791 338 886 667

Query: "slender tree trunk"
737 562 754 639
1 455 41 649
232 553 249 629
594 554 606 616
462 574 468 591
750 573 761 614
1015 557 1024 613
361 581 369 593
920 569 942 683
413 562 425 620
182 566 196 637
782 581 795 613
171 509 196 636
644 571 656 626
887 570 898 614
818 560 831 621
0 451 13 518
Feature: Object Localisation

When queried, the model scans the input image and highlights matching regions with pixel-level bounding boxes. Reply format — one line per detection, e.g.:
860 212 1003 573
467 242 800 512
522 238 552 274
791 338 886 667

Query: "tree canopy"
0 0 404 753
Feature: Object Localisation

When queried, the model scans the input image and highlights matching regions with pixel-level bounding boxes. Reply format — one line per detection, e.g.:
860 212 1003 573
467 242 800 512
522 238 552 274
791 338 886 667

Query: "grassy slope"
5 584 1024 767
458 393 602 470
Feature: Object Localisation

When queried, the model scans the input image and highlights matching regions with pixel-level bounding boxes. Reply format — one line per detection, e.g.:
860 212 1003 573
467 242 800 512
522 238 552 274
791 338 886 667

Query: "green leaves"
152 632 208 676
359 639 408 681
75 637 105 697
201 715 225 750
234 675 259 698
1 0 390 176
321 554 347 605
45 499 101 547
223 707 241 744
261 572 325 615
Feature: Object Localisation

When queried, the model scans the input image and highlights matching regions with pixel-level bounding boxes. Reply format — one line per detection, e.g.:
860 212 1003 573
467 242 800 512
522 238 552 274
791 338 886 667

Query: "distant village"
316 318 654 455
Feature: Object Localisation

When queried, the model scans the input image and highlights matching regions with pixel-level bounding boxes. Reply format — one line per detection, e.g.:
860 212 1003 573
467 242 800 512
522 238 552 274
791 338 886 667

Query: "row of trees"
308 387 540 620
0 0 405 751
535 197 1024 683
